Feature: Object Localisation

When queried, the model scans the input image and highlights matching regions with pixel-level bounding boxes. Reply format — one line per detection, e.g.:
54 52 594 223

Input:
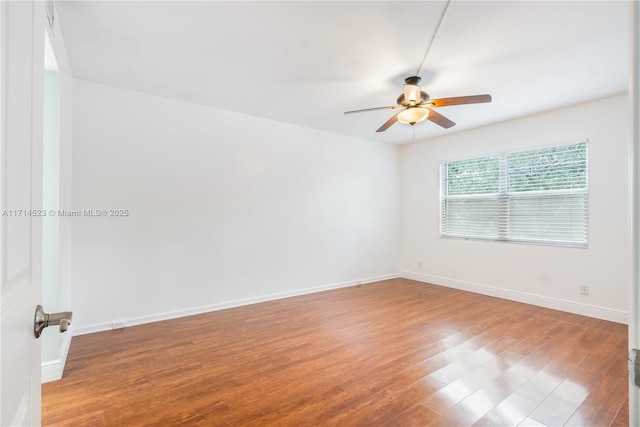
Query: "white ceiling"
55 1 629 145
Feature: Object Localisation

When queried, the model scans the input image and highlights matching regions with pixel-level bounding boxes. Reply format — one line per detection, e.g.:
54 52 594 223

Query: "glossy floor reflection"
42 278 628 426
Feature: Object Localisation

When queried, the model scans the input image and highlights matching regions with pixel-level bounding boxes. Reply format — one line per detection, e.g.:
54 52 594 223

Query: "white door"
1 1 45 425
631 0 640 424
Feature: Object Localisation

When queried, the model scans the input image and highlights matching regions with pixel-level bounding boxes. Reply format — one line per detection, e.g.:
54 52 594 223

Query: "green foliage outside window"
446 157 499 195
508 144 587 192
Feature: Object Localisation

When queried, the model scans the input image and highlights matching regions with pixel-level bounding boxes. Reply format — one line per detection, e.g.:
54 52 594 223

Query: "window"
440 141 588 247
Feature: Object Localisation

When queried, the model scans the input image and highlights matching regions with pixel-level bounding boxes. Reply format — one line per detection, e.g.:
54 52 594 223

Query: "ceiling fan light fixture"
398 107 429 125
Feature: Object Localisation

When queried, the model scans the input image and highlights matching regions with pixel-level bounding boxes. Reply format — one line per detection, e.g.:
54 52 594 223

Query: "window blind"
440 141 588 247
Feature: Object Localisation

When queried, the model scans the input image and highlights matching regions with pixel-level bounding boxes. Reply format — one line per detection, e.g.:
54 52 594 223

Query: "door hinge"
629 349 640 387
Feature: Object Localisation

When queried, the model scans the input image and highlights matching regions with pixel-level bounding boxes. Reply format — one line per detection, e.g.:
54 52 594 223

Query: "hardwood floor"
42 278 628 426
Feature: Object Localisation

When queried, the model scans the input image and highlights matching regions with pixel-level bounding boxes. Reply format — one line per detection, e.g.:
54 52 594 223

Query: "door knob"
34 305 73 338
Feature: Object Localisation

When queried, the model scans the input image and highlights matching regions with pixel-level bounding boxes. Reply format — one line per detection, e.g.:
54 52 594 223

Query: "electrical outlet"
580 285 590 296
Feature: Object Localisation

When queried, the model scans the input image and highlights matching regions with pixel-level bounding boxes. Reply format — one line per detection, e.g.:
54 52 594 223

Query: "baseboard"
41 331 73 383
73 270 627 335
41 360 62 383
401 270 628 324
73 273 400 336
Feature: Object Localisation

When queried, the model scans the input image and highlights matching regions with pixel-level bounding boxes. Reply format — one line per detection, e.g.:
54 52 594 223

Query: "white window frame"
440 140 588 248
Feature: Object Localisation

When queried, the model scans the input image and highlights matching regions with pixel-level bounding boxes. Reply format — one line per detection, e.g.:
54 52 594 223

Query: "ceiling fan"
344 75 492 132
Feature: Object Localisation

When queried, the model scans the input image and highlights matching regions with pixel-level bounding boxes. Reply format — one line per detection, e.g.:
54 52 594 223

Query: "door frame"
40 0 74 384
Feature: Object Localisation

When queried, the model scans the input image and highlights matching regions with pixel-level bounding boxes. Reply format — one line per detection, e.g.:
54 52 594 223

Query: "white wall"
400 94 630 323
71 80 400 333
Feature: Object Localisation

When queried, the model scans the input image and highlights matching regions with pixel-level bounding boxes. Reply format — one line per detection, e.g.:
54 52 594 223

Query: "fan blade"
376 113 400 132
427 108 456 129
344 105 402 114
428 94 492 108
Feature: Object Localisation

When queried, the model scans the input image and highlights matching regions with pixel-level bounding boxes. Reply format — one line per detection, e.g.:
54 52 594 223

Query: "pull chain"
412 125 416 143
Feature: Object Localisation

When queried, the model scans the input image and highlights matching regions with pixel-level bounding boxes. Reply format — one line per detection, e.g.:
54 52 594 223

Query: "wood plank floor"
42 278 629 426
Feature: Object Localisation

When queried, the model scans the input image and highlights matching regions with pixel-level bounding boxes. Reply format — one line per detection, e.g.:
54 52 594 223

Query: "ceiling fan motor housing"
402 76 423 106
397 91 430 107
